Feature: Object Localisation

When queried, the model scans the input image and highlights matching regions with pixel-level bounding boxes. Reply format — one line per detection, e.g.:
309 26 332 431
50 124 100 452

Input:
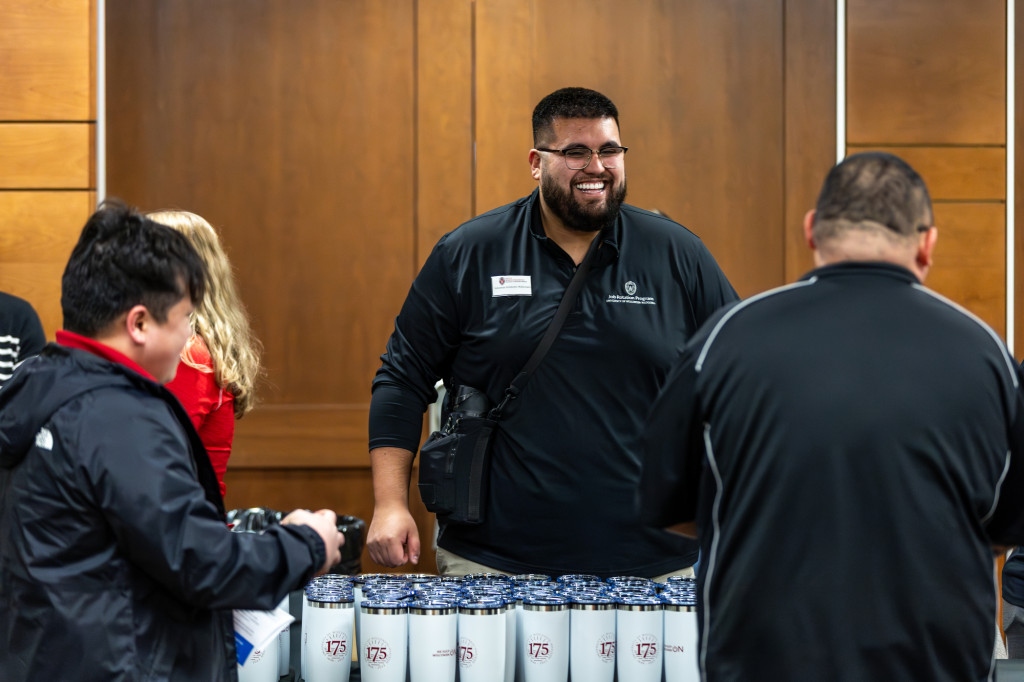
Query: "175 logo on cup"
321 632 348 662
632 633 659 663
458 637 476 667
595 634 616 662
364 637 392 669
527 634 552 663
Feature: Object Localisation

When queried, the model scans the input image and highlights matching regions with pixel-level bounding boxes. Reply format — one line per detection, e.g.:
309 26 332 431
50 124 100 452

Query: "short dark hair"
532 87 620 146
61 200 207 336
813 151 933 243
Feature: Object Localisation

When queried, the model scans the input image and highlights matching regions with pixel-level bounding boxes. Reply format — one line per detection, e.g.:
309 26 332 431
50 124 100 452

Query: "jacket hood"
0 344 140 469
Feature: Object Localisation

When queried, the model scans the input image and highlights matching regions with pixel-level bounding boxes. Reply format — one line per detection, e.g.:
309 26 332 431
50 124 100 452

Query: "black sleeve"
369 237 461 452
86 396 321 611
638 344 705 528
15 297 45 360
984 361 1024 545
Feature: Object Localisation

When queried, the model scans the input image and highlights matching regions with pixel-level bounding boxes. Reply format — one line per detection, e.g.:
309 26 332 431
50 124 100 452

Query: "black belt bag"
416 235 601 525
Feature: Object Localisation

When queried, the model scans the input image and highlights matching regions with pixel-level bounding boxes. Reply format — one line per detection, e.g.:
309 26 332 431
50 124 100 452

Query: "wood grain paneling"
231 406 369 468
927 202 1006 336
0 0 93 120
846 146 1005 202
1017 0 1024 358
784 0 837 281
846 0 1005 145
0 123 93 188
0 191 95 337
416 0 474 265
475 0 786 298
107 1 416 407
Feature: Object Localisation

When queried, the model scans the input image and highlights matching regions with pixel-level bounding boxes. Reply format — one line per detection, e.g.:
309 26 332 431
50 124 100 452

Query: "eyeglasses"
535 145 629 170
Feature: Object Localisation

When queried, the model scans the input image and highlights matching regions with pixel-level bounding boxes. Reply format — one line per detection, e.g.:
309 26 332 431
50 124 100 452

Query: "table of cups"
292 572 699 682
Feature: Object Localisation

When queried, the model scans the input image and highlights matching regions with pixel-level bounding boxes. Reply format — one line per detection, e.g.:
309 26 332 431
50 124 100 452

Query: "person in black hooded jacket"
0 202 344 682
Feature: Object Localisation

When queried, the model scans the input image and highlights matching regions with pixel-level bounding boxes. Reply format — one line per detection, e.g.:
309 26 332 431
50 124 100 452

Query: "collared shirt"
371 189 737 577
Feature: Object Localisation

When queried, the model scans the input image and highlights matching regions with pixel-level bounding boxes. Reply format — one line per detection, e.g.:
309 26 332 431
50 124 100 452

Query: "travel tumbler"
616 594 663 682
407 598 458 682
359 598 409 682
519 593 569 682
569 593 616 682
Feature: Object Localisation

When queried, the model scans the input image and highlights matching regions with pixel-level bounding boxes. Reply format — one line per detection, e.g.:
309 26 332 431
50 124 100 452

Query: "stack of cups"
358 597 409 682
408 598 458 682
568 593 616 682
615 593 664 682
457 595 508 682
661 580 700 682
304 582 355 682
519 592 569 682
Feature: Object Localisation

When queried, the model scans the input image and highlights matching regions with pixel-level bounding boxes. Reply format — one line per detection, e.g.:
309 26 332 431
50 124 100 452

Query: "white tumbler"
616 595 663 682
304 588 355 682
237 640 279 682
359 599 409 682
408 599 458 682
569 594 616 682
519 593 569 682
662 593 700 682
277 594 290 678
457 597 507 682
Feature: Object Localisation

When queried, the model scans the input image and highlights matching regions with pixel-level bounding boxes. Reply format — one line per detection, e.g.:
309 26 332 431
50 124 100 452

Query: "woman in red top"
149 210 262 498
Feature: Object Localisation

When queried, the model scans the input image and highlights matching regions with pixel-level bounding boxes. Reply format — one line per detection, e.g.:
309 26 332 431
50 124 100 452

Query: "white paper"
234 607 295 666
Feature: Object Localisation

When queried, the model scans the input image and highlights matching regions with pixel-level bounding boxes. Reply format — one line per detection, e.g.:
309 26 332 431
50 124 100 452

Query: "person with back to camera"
0 201 344 682
366 86 738 579
641 151 1024 681
149 210 261 499
0 290 46 388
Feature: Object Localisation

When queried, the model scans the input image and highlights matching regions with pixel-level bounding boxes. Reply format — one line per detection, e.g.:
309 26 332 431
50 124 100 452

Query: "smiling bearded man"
366 87 738 582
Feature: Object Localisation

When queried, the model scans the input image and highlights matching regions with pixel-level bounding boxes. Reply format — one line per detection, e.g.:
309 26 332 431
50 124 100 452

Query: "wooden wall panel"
0 0 93 120
416 0 475 264
927 203 1006 336
1017 0 1024 358
475 0 786 298
0 192 95 336
784 0 837 281
847 146 1005 201
0 123 93 188
846 0 1005 145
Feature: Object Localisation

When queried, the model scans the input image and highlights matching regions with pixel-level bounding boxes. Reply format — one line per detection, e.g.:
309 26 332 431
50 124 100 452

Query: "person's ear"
803 209 817 251
125 305 149 346
530 149 542 180
917 226 938 271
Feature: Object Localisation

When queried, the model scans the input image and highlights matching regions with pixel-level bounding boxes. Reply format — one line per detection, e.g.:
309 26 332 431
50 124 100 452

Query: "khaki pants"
435 547 695 582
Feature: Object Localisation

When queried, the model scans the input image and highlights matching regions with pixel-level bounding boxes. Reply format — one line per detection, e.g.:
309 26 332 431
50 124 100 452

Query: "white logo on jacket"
35 427 53 451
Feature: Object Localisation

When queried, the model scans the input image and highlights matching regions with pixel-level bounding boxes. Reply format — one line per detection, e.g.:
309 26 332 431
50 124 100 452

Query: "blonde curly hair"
147 210 262 417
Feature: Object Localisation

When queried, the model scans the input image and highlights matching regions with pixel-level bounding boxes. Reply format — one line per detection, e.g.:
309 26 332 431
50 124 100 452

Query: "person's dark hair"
813 151 933 243
532 87 619 146
61 200 207 336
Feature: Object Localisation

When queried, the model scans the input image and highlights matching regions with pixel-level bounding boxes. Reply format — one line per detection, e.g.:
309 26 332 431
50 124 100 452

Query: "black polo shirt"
370 189 737 577
643 261 1024 681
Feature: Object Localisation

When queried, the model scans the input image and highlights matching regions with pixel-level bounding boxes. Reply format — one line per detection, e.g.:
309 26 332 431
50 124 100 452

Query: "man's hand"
367 504 421 567
282 508 344 576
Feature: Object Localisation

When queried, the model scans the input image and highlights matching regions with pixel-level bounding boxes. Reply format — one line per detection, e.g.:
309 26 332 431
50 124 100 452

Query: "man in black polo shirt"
642 152 1024 681
367 87 737 578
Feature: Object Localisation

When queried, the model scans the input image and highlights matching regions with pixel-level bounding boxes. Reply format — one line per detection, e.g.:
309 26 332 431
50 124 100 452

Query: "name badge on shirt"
491 275 532 297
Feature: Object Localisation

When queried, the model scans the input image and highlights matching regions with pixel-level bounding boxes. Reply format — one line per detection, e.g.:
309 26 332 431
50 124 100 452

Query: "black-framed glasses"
535 145 629 170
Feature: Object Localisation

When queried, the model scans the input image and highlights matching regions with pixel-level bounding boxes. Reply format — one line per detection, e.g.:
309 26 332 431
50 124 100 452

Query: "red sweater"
166 336 234 497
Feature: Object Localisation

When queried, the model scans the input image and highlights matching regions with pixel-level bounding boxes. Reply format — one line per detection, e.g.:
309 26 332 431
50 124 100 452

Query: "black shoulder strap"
492 233 601 418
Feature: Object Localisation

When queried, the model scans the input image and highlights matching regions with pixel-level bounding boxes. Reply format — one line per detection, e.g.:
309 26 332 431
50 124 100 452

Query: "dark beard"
541 173 627 233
